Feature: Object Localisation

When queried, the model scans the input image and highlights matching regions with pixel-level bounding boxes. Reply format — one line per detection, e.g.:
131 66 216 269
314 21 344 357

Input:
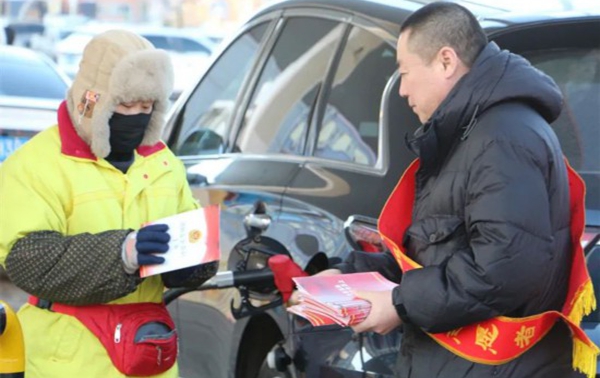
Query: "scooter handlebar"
163 254 305 305
209 269 274 288
163 268 275 305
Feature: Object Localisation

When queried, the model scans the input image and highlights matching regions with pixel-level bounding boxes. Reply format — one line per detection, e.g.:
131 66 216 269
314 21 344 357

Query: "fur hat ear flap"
89 94 118 158
66 87 91 144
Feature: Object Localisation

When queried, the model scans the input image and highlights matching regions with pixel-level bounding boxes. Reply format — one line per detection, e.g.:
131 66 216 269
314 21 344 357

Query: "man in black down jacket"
324 2 587 377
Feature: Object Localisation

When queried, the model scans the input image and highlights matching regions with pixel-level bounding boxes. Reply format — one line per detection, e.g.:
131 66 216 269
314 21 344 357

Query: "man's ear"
438 46 460 78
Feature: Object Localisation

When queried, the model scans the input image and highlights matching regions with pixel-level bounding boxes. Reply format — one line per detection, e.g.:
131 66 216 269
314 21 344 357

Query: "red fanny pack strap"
28 296 78 316
28 296 169 318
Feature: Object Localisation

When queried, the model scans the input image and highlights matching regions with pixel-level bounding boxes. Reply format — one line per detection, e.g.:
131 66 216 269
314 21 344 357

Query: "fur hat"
66 29 174 158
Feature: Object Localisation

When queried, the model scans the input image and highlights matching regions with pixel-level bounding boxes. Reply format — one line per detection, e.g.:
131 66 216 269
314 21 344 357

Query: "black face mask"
108 112 152 156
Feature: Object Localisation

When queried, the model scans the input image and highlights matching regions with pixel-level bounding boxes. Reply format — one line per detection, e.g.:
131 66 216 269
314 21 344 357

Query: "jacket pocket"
407 215 465 245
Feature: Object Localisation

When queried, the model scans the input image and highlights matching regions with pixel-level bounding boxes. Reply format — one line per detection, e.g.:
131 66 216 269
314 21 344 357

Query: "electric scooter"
0 300 25 378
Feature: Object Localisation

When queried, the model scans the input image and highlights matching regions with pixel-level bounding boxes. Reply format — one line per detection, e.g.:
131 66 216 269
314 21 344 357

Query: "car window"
525 48 600 214
0 55 67 99
314 26 397 166
144 35 170 50
172 22 269 156
235 17 343 155
178 37 211 54
58 32 93 50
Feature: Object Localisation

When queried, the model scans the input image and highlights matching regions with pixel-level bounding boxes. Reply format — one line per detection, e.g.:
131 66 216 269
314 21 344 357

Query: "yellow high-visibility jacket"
0 102 198 377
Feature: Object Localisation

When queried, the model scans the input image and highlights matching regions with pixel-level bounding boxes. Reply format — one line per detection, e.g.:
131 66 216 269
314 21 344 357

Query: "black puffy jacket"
341 42 584 377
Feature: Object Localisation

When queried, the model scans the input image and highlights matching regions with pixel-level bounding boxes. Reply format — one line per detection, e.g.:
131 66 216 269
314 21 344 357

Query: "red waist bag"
29 297 177 377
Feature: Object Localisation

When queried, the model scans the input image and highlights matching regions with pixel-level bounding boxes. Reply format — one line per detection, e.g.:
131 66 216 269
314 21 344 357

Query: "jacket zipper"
114 323 122 343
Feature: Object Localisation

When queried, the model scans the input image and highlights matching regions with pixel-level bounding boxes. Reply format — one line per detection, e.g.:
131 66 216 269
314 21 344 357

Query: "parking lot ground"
0 276 28 311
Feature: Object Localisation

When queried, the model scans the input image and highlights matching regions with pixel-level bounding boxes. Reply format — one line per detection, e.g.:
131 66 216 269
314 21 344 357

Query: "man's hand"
350 288 402 335
288 268 342 305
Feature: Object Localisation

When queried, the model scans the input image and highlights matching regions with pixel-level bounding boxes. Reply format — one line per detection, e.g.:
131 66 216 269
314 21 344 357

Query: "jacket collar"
58 100 167 160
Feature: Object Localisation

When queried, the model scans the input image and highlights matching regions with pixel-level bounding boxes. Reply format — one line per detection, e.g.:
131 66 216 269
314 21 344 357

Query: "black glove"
122 224 170 274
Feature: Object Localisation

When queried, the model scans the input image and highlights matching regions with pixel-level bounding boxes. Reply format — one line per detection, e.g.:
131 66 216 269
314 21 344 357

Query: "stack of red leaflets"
287 272 398 327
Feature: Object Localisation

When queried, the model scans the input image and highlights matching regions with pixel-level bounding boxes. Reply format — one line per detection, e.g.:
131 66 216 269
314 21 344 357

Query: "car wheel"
256 355 293 378
236 314 287 378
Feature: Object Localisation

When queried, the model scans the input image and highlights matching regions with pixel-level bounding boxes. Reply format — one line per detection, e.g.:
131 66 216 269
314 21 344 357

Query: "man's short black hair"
400 2 488 67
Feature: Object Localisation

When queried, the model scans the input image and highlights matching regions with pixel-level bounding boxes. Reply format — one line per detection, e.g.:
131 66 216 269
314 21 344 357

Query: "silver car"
0 45 71 162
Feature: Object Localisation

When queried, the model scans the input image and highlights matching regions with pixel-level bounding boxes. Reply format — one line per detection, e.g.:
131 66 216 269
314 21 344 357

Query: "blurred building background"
0 0 275 35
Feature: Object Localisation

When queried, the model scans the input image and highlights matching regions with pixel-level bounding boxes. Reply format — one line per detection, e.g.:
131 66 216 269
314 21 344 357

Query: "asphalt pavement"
0 273 28 311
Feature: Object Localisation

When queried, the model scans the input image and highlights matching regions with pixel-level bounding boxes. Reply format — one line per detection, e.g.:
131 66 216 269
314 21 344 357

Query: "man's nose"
398 80 408 98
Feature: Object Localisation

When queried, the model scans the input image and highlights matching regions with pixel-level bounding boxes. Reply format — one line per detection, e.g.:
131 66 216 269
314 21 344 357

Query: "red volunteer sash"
378 159 599 378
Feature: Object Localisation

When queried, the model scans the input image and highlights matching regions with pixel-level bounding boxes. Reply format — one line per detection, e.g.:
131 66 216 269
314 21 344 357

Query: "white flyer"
140 206 220 277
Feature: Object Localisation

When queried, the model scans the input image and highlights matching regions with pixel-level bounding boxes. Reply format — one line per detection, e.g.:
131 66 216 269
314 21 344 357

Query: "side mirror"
186 172 208 186
3 26 15 45
177 128 224 156
344 214 386 253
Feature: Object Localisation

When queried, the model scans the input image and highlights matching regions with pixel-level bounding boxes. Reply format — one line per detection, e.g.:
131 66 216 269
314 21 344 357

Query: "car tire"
235 314 288 378
256 355 293 378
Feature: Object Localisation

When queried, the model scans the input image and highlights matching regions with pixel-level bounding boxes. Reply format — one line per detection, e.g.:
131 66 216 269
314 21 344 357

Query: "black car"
161 1 600 377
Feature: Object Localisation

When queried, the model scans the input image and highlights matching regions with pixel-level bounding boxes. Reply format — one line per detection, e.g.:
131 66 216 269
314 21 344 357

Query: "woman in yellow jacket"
0 30 217 377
